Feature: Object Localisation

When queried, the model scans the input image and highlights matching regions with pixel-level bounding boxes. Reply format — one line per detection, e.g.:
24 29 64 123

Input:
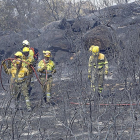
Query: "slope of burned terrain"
0 2 140 140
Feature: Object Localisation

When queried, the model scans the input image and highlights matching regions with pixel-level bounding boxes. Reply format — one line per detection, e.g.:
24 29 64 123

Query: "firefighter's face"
16 63 22 69
45 57 49 61
23 52 29 57
15 56 20 59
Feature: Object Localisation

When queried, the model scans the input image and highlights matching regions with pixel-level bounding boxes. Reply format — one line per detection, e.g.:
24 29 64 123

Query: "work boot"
46 93 50 103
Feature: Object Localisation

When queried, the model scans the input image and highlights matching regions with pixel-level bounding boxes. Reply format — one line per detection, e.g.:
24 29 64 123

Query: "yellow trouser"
26 73 33 88
91 68 104 93
10 77 14 91
26 66 34 88
12 81 31 109
39 75 53 102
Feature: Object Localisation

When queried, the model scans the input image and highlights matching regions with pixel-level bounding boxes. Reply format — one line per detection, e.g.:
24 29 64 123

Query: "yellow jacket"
3 65 29 83
37 59 55 75
22 55 34 74
29 49 34 59
88 53 108 74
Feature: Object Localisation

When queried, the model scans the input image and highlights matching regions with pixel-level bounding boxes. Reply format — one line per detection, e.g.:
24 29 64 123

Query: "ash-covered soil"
0 58 140 140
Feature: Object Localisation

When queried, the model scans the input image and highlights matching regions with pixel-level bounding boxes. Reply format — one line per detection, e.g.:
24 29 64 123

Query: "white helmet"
22 40 30 46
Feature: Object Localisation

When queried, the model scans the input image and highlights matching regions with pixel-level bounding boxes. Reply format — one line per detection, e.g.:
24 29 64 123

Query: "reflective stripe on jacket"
4 67 29 82
88 53 108 74
37 59 55 75
29 49 34 59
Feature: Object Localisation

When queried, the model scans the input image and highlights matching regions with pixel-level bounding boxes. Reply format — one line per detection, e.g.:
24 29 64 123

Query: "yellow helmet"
22 47 30 52
91 45 99 54
22 40 30 46
14 51 23 57
16 58 22 64
43 50 51 57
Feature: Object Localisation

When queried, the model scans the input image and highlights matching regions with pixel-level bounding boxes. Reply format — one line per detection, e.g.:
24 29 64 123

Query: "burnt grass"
0 60 140 140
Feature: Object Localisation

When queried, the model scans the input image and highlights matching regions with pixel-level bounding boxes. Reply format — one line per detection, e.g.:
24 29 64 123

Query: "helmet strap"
44 58 49 63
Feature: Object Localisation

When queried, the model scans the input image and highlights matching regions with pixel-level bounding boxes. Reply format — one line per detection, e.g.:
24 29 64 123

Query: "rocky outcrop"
0 2 139 63
83 25 114 50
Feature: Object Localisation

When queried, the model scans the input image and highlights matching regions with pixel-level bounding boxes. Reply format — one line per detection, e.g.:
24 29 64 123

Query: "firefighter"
22 40 38 65
22 40 34 59
9 51 23 68
88 45 108 95
1 59 32 111
8 51 23 90
37 50 56 104
22 47 35 92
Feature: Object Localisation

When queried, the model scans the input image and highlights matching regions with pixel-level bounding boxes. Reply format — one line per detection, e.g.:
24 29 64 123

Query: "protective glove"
105 70 108 75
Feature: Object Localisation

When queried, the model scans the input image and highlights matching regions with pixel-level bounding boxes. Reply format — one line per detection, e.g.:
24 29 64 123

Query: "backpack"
30 47 39 61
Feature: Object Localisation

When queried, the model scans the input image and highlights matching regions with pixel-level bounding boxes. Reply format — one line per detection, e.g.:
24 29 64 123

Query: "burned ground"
0 52 140 140
0 2 140 140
